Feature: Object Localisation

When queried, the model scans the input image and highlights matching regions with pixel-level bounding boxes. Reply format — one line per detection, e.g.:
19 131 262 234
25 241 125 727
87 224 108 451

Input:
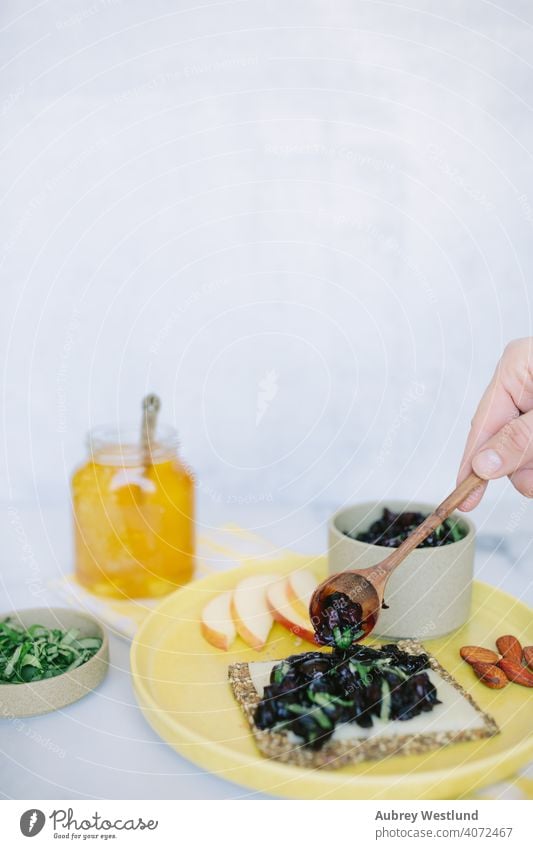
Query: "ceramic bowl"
0 607 109 718
328 500 475 639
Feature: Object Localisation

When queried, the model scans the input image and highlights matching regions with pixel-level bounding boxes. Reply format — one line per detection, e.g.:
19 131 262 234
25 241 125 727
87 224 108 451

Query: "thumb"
472 411 533 479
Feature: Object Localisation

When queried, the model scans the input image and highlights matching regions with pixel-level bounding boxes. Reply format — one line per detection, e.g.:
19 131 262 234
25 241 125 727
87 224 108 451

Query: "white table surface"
1 496 532 800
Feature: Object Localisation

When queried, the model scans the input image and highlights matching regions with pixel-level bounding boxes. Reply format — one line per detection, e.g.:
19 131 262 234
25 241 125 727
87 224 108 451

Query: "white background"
2 0 533 515
1 0 533 801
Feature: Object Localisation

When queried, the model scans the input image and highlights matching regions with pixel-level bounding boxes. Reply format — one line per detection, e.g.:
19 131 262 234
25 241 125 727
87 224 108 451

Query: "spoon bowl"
309 570 381 647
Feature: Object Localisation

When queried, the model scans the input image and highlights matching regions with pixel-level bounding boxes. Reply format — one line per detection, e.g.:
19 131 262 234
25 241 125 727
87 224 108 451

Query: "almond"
496 635 522 663
523 646 533 671
497 658 533 688
460 645 500 665
471 661 508 689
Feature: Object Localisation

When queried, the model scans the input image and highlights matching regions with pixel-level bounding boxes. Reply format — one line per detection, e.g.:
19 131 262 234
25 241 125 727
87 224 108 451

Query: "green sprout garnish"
332 625 364 649
0 618 102 684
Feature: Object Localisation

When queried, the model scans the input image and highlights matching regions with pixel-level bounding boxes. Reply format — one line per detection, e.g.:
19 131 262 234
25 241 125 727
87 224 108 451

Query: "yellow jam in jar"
72 425 195 598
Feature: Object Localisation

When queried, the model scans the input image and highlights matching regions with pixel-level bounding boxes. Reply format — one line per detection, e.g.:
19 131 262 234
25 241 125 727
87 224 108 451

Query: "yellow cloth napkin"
51 524 532 801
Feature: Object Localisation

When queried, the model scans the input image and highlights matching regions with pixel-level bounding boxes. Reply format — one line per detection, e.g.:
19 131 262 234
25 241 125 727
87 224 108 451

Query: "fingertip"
472 449 504 480
457 483 486 512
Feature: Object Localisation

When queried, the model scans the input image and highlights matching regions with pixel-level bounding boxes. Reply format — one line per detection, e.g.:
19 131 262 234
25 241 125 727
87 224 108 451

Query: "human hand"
457 338 533 511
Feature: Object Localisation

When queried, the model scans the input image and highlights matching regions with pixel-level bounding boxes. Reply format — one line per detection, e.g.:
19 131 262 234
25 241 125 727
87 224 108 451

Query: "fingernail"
473 449 503 477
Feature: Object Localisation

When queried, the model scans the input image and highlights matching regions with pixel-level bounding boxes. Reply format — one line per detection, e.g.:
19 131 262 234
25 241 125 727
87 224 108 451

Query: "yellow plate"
131 556 533 799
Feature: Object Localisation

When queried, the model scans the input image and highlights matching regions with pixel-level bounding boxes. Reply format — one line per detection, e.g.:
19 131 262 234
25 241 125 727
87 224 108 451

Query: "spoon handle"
378 472 484 575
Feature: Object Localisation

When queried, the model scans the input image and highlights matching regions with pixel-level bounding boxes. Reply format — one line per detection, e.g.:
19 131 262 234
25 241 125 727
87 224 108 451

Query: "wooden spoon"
135 393 161 503
309 472 484 646
141 393 161 465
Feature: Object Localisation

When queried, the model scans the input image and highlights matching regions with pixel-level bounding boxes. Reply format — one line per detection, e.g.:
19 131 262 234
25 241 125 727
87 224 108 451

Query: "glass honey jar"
72 421 195 598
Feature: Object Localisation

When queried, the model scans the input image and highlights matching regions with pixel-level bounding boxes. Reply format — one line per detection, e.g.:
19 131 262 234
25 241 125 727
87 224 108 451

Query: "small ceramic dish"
328 500 475 639
0 607 109 718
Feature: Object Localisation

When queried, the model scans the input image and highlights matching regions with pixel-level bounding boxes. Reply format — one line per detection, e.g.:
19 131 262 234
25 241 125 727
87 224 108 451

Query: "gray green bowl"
328 500 475 640
0 607 109 718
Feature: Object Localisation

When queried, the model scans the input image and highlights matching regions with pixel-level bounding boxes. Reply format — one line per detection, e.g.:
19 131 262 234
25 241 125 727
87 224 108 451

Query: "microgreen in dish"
0 618 103 684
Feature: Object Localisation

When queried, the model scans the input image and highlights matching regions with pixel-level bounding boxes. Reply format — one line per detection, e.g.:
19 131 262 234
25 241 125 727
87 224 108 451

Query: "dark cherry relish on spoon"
312 591 367 649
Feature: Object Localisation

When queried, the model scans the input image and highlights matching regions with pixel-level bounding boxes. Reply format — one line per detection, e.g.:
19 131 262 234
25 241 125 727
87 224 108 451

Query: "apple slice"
286 569 318 619
266 578 316 644
201 591 236 651
231 574 276 651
